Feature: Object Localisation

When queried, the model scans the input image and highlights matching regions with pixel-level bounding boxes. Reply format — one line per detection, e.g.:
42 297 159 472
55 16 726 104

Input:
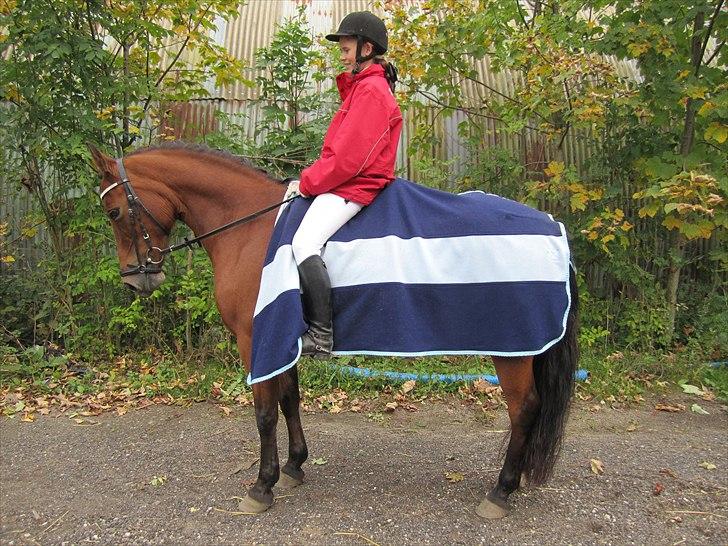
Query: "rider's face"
339 36 373 73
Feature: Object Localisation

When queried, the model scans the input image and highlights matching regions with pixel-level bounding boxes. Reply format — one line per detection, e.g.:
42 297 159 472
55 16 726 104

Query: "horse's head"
89 145 176 296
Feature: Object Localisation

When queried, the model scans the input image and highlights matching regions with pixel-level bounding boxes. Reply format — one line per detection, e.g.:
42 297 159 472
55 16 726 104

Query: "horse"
88 142 578 519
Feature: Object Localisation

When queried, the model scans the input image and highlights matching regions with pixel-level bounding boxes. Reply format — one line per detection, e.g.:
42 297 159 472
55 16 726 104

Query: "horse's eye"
108 208 120 221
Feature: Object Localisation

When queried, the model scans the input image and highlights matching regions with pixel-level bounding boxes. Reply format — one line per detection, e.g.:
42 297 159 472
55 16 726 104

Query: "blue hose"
336 365 589 385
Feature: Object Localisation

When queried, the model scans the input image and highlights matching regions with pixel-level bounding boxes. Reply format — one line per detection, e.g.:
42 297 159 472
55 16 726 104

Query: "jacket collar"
335 63 385 101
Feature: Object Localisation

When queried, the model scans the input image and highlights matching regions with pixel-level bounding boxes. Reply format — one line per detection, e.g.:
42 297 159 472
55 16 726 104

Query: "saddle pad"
248 179 572 385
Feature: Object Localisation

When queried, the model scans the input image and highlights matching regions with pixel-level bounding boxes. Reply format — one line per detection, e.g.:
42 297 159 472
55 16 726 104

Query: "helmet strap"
352 36 376 74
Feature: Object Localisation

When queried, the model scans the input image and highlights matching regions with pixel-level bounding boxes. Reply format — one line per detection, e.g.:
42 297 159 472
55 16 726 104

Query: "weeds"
1 345 726 423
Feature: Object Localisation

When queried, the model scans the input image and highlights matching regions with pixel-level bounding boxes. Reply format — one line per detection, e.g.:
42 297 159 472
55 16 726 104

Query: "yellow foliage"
662 216 683 230
704 122 728 144
677 69 691 81
697 101 714 116
686 86 708 100
627 42 650 56
0 0 17 15
544 161 565 178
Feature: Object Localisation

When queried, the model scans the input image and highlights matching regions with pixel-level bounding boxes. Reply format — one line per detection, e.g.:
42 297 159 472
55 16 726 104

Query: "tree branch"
696 0 725 75
704 39 724 67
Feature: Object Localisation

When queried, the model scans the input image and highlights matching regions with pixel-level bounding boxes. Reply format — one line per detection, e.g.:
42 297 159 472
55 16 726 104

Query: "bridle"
99 157 295 277
99 158 169 277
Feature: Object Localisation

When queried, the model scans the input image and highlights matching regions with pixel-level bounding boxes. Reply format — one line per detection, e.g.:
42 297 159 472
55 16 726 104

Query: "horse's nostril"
124 283 137 292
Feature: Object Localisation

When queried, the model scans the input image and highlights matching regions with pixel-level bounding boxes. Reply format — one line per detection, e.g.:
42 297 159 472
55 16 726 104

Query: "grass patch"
298 355 497 398
2 344 725 421
577 349 728 402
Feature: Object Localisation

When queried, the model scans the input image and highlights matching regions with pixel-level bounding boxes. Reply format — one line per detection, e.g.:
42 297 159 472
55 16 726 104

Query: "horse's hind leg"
477 356 540 519
239 381 280 513
278 365 308 487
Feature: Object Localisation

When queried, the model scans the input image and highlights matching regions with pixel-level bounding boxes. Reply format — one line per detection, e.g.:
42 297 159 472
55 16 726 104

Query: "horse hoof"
476 497 509 519
278 470 304 489
238 493 272 514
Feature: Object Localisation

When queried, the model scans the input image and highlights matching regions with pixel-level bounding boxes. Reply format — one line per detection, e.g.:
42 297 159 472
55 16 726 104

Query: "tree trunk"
667 8 707 342
679 9 705 156
665 233 686 343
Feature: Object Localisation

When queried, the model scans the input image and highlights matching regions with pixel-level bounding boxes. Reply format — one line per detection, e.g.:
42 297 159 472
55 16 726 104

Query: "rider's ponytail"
374 57 398 93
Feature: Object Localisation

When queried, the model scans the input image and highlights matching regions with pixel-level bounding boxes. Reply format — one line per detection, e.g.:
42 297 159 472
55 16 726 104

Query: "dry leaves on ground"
590 458 605 475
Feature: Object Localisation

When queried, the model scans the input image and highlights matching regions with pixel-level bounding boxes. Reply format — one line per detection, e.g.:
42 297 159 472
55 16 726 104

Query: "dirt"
0 396 726 546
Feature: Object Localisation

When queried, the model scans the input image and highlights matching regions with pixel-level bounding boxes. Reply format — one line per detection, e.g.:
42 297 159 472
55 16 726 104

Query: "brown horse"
89 142 578 519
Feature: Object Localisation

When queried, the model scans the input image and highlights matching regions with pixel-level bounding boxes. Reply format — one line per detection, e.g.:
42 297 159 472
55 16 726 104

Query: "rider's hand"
284 179 306 200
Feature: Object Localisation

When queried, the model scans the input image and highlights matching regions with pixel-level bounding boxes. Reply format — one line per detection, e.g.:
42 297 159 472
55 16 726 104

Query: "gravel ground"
1 397 726 545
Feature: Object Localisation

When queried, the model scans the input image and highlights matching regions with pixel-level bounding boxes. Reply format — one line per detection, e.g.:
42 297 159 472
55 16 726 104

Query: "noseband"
99 158 170 277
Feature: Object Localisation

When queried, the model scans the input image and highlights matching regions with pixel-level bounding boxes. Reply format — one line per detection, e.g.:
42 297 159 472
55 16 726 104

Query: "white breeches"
292 193 363 265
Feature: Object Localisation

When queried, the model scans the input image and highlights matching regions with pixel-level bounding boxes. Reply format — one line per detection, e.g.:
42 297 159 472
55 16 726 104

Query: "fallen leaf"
385 402 398 412
626 420 638 432
699 461 717 470
150 475 167 486
310 457 327 466
472 379 492 393
445 471 464 483
590 458 604 475
690 403 709 415
401 380 416 394
219 405 232 416
116 407 128 416
655 403 685 413
329 404 342 414
653 482 664 496
606 351 624 361
659 468 678 479
21 412 35 423
681 384 705 396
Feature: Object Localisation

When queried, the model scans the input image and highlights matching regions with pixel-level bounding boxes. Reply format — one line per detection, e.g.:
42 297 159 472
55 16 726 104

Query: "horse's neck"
130 151 283 266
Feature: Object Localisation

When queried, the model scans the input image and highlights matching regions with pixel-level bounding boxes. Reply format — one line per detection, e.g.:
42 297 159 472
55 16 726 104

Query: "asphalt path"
1 397 726 545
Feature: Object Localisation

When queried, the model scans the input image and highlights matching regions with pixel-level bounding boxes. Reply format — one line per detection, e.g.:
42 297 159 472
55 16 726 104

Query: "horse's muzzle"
123 271 166 297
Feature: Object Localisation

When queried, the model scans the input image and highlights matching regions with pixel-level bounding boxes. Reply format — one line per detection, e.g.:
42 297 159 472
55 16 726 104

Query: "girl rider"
285 11 402 357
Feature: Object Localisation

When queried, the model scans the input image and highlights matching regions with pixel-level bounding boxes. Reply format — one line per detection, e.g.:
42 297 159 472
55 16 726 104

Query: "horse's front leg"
477 356 540 519
278 365 308 487
239 381 280 513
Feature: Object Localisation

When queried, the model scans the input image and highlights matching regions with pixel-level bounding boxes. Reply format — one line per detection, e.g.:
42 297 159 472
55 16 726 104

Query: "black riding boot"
298 255 333 357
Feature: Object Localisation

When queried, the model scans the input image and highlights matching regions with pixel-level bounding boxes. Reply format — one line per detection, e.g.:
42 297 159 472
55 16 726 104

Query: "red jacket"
300 63 402 206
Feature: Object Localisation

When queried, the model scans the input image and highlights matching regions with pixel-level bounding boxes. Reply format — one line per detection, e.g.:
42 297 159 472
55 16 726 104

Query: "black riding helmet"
326 11 388 54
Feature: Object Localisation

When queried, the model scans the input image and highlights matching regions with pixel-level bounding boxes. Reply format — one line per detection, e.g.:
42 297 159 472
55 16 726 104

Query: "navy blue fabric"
249 178 570 384
251 289 307 374
263 179 560 266
332 281 568 353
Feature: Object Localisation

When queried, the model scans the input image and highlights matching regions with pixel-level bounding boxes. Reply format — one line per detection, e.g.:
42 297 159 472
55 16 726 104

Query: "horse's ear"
87 143 112 176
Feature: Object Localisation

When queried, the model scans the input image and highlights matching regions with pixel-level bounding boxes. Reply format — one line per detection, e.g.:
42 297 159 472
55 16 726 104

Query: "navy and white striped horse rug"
248 179 573 385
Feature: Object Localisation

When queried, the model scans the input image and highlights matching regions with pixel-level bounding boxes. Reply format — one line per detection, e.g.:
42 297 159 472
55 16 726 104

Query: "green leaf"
680 384 704 395
690 404 709 415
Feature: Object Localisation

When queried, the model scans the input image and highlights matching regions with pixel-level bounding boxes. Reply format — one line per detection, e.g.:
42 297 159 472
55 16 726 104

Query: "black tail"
523 266 579 485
